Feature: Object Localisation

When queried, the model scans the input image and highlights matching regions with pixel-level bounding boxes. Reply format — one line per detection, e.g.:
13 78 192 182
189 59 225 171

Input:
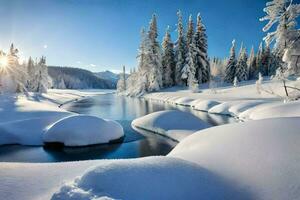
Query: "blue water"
0 93 235 162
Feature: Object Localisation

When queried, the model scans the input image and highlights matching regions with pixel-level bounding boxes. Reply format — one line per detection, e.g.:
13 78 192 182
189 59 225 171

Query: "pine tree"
6 43 28 92
194 13 210 83
256 42 264 75
136 27 149 91
224 40 237 83
248 46 257 79
117 65 126 93
261 42 272 76
36 56 48 93
184 37 198 88
161 26 175 87
235 47 248 81
175 10 187 86
186 15 194 47
147 14 163 92
27 56 39 92
260 0 300 71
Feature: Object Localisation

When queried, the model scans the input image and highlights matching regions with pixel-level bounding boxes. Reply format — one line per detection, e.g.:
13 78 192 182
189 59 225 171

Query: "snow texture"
192 100 220 111
0 89 115 146
169 117 300 200
51 157 247 200
132 110 211 141
44 115 124 146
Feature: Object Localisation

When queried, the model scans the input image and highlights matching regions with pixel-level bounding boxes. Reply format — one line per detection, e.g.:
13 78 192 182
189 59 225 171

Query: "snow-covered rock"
192 100 220 111
169 117 300 200
51 157 245 200
132 110 211 141
44 115 124 146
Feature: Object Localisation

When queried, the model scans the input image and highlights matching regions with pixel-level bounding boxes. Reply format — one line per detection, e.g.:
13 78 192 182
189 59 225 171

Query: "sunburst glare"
0 56 8 69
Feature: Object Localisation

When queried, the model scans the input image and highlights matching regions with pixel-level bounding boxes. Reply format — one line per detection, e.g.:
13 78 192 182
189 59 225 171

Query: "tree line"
118 11 210 95
0 44 48 94
118 0 300 96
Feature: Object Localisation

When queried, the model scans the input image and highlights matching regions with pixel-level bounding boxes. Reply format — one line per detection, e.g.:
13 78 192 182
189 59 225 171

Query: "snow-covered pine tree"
147 14 163 92
260 0 300 71
124 27 148 96
36 56 48 93
261 42 272 76
248 46 257 79
175 10 187 86
194 13 210 83
256 42 264 75
6 44 27 93
186 15 194 47
27 56 38 92
37 56 48 93
235 47 248 81
117 65 126 93
161 26 175 87
184 37 198 88
224 40 237 83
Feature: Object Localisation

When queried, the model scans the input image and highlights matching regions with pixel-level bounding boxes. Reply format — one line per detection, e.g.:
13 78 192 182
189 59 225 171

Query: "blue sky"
0 0 293 72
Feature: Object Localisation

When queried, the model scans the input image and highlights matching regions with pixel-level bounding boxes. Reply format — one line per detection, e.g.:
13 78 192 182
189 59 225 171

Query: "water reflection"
0 93 235 162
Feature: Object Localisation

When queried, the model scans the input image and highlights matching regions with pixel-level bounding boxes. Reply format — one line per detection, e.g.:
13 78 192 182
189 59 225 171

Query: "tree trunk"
283 79 289 97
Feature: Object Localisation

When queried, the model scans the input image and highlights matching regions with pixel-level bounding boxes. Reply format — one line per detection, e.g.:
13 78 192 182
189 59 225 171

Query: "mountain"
48 66 116 89
95 70 129 85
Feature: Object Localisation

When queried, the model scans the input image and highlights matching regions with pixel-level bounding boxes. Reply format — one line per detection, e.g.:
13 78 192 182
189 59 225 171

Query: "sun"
0 56 8 69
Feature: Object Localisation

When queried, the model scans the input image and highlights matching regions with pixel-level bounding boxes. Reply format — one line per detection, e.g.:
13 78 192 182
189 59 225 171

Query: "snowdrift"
51 157 247 200
191 100 220 111
169 117 300 200
44 115 124 146
132 110 211 141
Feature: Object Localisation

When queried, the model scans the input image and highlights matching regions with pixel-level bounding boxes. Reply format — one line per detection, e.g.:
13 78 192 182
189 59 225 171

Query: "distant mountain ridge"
95 70 129 85
48 66 116 89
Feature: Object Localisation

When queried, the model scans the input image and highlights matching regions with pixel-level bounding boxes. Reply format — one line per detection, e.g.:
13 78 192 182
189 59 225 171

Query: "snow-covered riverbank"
143 78 300 120
0 89 122 146
1 84 300 200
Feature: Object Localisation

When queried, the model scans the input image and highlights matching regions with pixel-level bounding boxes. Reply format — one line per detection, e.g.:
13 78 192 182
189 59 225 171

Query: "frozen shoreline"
1 83 300 199
0 89 122 146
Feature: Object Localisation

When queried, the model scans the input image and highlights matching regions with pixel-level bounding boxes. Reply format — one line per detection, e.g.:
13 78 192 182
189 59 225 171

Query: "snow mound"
192 100 220 111
132 110 211 141
51 157 247 200
248 100 300 120
228 100 267 116
169 117 300 200
174 97 195 106
44 115 124 146
208 101 238 115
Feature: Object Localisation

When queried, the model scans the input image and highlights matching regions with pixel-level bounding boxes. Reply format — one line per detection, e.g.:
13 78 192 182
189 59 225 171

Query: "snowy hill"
48 66 116 89
95 70 129 85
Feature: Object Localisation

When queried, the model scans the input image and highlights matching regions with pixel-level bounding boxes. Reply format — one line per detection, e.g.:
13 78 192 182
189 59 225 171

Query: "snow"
208 101 239 115
144 78 300 120
0 89 115 146
247 100 300 120
174 97 195 106
169 117 300 200
0 160 104 200
44 115 124 146
191 99 220 111
228 100 267 116
51 157 245 200
132 110 211 141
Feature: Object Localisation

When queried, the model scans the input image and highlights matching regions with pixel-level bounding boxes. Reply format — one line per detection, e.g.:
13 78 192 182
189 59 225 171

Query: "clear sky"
0 0 297 72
